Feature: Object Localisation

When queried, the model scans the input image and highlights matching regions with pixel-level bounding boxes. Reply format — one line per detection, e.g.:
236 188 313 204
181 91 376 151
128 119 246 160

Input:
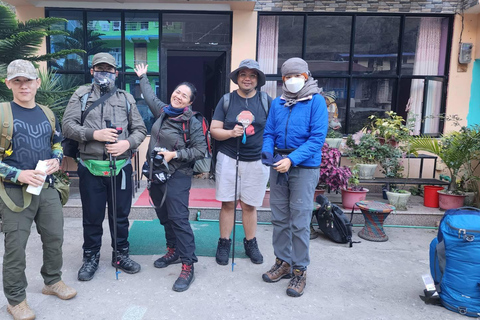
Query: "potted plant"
317 144 351 196
410 125 480 210
340 166 369 210
365 111 411 147
345 131 390 179
324 129 343 149
457 174 477 207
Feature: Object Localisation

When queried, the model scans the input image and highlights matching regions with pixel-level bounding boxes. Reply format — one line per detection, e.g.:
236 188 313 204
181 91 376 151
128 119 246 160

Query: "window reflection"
87 12 122 69
353 16 401 75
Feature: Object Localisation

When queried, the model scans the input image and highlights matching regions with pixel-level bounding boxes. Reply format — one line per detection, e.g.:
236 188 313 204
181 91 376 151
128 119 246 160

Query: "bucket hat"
92 53 117 68
229 59 266 88
7 60 38 80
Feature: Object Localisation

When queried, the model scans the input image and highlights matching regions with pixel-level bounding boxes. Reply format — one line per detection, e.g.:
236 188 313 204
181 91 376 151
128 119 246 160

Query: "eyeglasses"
238 72 258 80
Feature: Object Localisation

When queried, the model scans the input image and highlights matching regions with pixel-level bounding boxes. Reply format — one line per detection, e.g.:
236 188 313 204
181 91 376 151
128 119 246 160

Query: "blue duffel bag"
429 207 480 317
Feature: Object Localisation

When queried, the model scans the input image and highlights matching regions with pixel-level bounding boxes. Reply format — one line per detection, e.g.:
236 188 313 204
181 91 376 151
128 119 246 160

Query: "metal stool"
355 201 395 242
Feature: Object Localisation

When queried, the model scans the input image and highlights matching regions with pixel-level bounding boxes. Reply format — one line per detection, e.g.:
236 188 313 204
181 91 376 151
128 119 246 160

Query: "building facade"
4 0 480 136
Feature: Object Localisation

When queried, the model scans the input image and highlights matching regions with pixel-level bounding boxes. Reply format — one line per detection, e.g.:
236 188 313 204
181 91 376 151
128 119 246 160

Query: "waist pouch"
81 159 128 177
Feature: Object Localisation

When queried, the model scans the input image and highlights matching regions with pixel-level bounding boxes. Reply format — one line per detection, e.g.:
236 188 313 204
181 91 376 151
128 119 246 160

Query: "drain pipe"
195 211 438 229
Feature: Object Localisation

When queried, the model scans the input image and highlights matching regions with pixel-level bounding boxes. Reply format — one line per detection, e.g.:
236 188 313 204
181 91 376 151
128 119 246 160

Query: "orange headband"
282 73 309 82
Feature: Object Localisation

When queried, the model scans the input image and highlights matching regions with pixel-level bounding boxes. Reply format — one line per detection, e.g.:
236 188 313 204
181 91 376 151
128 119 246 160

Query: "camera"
145 147 171 184
152 147 167 169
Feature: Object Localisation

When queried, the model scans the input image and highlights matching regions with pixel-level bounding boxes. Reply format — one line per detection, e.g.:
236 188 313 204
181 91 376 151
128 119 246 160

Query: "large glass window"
306 16 352 74
402 17 449 76
49 11 85 72
87 12 122 70
353 16 401 75
125 12 159 72
257 13 452 135
162 13 231 45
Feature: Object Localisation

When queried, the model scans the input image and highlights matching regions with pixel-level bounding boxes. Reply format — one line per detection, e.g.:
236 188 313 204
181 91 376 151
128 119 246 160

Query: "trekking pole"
231 135 241 272
106 120 122 280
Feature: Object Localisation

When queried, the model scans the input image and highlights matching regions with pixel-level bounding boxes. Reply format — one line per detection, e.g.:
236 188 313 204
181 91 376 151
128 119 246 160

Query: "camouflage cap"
91 53 117 68
6 60 38 80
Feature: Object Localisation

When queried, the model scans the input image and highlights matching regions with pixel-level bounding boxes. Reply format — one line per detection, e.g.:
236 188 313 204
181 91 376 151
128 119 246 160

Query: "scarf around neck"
282 77 322 107
164 105 186 117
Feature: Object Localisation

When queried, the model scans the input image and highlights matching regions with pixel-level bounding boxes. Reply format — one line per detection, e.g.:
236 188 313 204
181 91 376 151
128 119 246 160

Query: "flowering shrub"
345 131 391 164
366 111 411 142
318 144 351 192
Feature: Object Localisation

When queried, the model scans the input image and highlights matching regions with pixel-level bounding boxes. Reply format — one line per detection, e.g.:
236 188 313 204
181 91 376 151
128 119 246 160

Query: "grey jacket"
139 75 206 175
62 84 147 161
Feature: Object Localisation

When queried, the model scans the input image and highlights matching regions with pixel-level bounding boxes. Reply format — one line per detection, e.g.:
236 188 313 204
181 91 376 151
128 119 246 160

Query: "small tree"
0 5 83 101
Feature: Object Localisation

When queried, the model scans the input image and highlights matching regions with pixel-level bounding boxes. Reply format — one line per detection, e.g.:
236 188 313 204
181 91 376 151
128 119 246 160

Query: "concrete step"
63 183 444 226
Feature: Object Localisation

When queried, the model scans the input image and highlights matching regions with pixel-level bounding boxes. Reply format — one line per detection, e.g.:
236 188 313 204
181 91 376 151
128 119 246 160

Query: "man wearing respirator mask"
63 53 147 282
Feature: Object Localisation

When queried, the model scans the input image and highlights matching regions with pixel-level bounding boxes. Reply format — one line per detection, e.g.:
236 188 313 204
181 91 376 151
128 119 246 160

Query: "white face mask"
285 77 305 93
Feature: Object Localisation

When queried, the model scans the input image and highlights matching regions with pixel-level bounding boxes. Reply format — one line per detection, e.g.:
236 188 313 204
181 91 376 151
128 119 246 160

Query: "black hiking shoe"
154 247 181 268
215 238 231 265
172 263 195 292
244 237 263 264
78 250 100 281
112 247 141 274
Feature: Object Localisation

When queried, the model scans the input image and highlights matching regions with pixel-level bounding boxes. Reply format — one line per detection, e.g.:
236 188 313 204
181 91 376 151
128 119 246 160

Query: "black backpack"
313 194 354 247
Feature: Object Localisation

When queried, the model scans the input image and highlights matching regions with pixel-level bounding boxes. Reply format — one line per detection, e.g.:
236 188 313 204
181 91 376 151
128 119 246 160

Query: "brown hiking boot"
262 258 292 283
7 299 35 320
42 280 77 300
286 268 307 297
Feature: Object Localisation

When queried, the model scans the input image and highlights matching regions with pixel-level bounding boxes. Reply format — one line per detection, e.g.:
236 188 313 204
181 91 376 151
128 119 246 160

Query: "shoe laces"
289 271 304 288
164 247 176 259
218 240 230 255
179 264 192 280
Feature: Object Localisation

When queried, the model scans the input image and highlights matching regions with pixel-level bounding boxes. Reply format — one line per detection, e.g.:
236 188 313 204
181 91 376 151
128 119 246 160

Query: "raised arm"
134 63 167 119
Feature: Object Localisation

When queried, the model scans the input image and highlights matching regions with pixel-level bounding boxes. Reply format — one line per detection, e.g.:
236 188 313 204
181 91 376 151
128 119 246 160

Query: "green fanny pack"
82 159 127 177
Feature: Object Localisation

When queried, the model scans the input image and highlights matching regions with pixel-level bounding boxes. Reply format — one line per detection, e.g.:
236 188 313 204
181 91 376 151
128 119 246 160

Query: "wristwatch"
173 151 178 159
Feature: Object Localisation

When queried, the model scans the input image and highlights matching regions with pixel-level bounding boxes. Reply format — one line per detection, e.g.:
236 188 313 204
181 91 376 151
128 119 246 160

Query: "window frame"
257 12 454 135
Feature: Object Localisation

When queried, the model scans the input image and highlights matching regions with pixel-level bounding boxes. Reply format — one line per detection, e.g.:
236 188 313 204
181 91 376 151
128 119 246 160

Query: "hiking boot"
215 238 231 266
154 246 181 268
7 299 35 320
286 268 307 297
78 250 100 281
172 263 195 292
112 247 141 274
42 280 77 300
262 258 292 283
310 224 319 240
243 237 263 264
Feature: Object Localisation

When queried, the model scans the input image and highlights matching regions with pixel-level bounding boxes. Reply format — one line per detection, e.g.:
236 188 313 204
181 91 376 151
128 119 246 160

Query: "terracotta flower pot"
341 187 369 210
314 188 326 203
438 191 466 210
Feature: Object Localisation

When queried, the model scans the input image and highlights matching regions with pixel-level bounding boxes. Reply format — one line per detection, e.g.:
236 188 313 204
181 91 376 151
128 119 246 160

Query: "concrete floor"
0 218 466 320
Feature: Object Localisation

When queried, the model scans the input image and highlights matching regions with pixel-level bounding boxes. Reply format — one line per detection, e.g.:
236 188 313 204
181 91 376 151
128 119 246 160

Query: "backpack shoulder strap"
81 92 90 112
0 102 13 159
222 93 231 117
37 104 56 143
260 91 269 116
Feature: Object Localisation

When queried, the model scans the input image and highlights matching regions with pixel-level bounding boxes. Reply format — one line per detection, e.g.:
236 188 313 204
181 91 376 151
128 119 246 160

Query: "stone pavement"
0 218 465 320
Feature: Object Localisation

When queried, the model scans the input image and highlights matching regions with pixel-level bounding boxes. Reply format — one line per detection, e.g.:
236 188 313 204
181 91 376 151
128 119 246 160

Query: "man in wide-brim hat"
210 59 272 267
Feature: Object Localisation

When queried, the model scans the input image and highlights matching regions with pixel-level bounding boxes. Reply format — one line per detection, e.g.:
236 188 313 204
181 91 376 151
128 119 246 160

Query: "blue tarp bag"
429 207 480 317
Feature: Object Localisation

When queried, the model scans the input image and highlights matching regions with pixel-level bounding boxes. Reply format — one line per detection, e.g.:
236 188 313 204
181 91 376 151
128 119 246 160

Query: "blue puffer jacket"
262 93 328 168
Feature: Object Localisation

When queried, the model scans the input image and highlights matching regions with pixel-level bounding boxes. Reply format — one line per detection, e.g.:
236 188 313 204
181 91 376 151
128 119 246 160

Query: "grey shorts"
215 151 269 207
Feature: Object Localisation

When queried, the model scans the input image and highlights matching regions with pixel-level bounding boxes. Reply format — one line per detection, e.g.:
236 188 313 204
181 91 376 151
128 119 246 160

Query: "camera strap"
81 86 118 125
147 158 168 209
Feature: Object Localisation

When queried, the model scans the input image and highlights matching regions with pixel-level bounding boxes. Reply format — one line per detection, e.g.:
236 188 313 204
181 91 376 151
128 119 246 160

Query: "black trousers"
78 162 133 252
150 170 197 264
